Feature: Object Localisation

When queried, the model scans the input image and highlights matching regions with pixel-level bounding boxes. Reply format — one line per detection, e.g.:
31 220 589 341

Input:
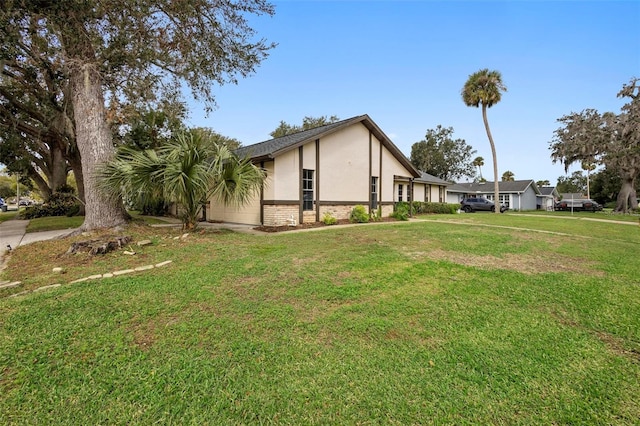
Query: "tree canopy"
1 0 275 229
556 171 587 195
501 170 515 181
550 78 640 212
270 115 340 138
410 125 476 181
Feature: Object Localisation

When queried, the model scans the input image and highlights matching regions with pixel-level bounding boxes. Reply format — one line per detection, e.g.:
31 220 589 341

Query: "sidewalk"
0 219 78 265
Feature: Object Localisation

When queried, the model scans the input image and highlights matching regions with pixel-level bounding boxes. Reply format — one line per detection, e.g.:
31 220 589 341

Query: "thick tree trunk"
27 166 52 202
482 104 500 214
615 177 639 212
68 152 86 215
69 63 127 230
49 143 68 191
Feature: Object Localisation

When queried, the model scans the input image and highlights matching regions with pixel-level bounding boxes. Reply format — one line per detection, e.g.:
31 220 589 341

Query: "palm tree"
472 156 485 180
536 179 550 187
462 69 507 213
581 160 596 199
501 170 515 181
99 130 265 230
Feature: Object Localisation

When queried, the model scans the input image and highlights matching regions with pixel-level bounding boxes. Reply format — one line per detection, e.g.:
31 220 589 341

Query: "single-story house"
207 114 449 226
537 186 560 210
446 180 541 211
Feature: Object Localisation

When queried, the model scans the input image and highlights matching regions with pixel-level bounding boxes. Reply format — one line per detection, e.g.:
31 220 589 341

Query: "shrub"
391 202 409 221
20 191 82 219
412 201 458 214
322 212 338 225
370 207 382 222
349 205 369 223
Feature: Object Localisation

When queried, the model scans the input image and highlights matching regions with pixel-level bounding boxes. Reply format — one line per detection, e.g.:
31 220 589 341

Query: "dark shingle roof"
447 180 539 194
538 186 557 196
236 114 420 178
415 171 450 186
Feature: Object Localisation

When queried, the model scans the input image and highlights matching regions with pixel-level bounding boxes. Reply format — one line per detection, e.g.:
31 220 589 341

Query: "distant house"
446 180 541 211
537 186 560 211
207 115 447 226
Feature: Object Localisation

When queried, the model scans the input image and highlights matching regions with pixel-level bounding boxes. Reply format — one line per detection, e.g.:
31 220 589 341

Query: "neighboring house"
446 180 541 211
208 114 447 226
537 186 560 211
413 172 450 203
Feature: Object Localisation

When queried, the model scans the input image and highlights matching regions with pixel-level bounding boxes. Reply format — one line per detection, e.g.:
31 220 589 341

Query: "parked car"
460 197 507 213
554 199 603 212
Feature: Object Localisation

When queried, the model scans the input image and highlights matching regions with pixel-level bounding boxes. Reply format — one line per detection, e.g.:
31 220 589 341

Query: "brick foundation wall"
263 205 299 227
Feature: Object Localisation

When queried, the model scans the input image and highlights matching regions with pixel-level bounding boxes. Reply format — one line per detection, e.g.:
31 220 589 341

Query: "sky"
187 0 640 185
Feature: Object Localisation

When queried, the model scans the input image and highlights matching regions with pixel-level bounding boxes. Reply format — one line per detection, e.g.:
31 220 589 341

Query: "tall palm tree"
581 160 596 199
462 69 507 213
501 170 515 181
99 130 265 230
472 156 485 180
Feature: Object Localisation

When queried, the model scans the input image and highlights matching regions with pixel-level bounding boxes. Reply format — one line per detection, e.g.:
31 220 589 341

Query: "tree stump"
66 236 132 255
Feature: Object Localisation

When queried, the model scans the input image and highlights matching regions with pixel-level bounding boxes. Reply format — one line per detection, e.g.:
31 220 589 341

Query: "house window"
439 186 445 203
371 177 378 209
425 185 430 202
303 169 314 210
398 184 403 202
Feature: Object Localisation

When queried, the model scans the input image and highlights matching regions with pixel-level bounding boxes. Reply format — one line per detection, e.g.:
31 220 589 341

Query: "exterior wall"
273 150 299 200
218 121 420 226
263 204 298 226
519 187 538 210
209 191 261 225
317 124 370 202
447 192 464 204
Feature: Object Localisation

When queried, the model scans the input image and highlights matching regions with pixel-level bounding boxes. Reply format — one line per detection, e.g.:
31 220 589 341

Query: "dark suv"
460 197 507 213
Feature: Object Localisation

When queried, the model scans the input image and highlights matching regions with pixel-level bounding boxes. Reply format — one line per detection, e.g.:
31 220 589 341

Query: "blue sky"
187 0 640 184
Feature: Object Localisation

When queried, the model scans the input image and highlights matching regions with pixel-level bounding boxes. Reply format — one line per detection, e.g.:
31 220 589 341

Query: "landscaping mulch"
254 217 399 233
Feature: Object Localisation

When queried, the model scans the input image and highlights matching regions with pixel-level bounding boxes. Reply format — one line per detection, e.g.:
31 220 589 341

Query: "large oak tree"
1 0 275 230
410 125 476 181
550 78 640 212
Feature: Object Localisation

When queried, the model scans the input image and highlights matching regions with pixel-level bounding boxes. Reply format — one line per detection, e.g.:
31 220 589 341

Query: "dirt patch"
408 248 604 276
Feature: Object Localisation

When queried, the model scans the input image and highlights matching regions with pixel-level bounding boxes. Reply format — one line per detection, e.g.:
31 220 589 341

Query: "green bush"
349 205 369 223
391 202 409 221
322 212 338 225
20 192 82 219
370 207 382 222
412 201 458 214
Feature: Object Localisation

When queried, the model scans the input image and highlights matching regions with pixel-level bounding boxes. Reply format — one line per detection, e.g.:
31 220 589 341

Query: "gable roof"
236 114 420 178
538 186 558 197
415 171 450 186
448 180 540 194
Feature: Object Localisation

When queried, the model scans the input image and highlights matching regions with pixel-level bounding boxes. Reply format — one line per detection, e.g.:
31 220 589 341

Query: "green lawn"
1 217 639 424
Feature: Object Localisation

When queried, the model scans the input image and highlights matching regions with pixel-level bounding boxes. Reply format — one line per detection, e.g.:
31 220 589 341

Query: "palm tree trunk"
482 104 500 214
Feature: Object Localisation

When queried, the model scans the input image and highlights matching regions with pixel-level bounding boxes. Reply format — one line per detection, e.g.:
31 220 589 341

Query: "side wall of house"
210 122 418 226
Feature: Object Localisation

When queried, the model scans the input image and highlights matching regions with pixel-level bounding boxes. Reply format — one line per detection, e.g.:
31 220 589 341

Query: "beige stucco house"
208 114 448 226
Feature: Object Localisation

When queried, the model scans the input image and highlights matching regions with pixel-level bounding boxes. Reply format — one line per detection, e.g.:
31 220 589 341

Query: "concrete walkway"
0 219 78 266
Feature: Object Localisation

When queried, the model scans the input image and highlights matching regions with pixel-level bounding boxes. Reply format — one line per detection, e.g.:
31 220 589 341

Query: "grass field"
1 215 638 424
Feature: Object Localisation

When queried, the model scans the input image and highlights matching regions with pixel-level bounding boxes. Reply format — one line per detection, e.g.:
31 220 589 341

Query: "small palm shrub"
322 212 338 225
349 205 369 223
